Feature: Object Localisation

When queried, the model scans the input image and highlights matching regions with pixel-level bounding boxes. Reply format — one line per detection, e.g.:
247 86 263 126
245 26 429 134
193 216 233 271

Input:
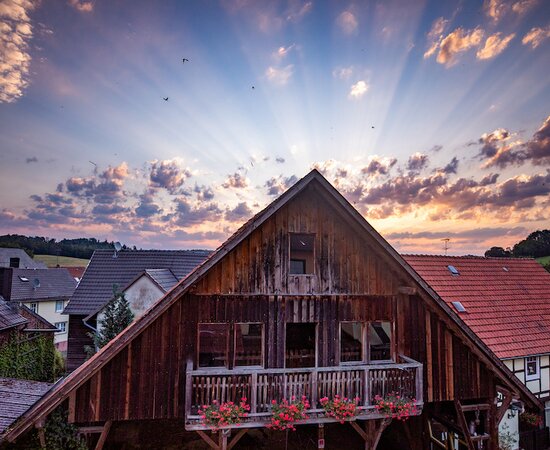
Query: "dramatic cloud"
149 159 191 193
332 66 353 80
483 0 509 22
522 26 550 49
337 10 358 35
361 157 397 176
265 175 298 196
436 27 484 67
424 17 449 59
222 172 249 189
265 64 294 86
479 116 550 168
172 198 223 227
349 80 368 99
225 202 253 222
0 0 37 103
476 32 515 60
135 192 162 218
68 0 93 12
407 153 429 172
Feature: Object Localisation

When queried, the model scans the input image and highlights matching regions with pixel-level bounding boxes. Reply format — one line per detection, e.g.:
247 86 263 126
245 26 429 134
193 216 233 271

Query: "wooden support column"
195 429 248 450
350 419 391 450
454 400 475 450
318 424 325 449
94 420 112 450
488 398 499 450
35 418 46 449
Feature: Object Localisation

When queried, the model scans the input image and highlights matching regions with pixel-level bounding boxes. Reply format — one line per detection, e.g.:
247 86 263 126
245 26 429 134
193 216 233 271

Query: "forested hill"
0 235 129 259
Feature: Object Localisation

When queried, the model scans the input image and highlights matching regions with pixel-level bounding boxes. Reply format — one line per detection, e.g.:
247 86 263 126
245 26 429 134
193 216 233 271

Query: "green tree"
513 229 550 258
484 246 512 257
92 287 134 349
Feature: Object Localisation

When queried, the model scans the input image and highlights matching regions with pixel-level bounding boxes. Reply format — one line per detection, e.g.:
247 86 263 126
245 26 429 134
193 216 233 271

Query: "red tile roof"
403 255 550 359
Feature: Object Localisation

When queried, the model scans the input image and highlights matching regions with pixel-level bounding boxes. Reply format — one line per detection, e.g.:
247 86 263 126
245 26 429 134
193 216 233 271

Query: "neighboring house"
63 249 211 371
3 170 541 450
0 268 77 353
0 248 46 269
404 255 550 449
93 268 179 335
0 296 57 342
0 378 53 442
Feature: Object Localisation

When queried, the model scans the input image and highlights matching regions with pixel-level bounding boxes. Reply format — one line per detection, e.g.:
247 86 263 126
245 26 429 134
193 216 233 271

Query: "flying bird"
251 86 255 89
163 97 169 101
182 58 189 64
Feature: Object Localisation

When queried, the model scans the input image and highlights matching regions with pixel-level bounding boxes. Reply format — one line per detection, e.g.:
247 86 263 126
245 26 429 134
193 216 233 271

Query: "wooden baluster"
311 369 318 408
364 368 370 408
250 373 257 415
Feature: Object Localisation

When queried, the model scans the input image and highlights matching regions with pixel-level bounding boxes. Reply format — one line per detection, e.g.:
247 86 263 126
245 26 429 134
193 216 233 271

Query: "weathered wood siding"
69 183 500 423
67 315 95 372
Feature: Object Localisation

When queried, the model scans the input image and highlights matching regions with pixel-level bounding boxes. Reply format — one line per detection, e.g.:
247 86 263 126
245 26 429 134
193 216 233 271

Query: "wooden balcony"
184 355 423 430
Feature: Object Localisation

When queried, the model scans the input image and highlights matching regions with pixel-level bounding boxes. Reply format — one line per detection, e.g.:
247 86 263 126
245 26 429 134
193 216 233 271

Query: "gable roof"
141 269 179 292
403 255 550 359
7 268 77 302
63 250 211 315
0 248 46 270
2 170 541 444
0 378 53 438
0 297 27 331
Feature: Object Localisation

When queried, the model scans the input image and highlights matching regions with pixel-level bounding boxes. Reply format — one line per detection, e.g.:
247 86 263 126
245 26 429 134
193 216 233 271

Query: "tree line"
0 234 129 259
485 229 550 269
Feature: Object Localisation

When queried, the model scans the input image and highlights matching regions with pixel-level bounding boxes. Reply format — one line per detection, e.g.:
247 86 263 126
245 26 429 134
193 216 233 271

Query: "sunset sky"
1 0 549 255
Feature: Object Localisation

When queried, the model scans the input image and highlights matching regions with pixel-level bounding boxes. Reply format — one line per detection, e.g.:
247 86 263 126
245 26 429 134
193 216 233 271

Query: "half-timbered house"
1 170 542 450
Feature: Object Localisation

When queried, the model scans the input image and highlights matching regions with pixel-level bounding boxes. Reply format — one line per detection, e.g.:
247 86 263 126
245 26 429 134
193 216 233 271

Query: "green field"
537 255 550 265
34 254 89 267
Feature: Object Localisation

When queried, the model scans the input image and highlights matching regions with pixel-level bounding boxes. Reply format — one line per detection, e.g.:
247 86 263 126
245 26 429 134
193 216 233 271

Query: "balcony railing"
185 355 423 430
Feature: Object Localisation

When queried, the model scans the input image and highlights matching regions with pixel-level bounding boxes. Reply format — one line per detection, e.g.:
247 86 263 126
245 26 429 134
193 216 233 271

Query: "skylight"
502 267 509 272
447 265 460 276
451 301 466 313
18 276 29 282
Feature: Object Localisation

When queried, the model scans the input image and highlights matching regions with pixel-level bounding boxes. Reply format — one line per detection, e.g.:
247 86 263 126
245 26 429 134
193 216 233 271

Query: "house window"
369 321 392 361
55 300 64 313
341 322 364 363
234 323 263 367
289 233 315 274
198 323 229 368
286 323 316 368
30 303 38 313
54 322 66 333
9 257 20 268
525 356 540 381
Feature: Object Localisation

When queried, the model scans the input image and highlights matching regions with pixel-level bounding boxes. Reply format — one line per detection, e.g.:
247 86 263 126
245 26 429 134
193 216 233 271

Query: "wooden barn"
1 170 541 450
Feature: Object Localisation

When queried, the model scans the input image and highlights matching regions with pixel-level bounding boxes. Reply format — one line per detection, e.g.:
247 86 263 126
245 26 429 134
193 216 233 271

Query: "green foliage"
12 408 87 450
0 234 130 259
485 246 512 257
91 287 134 351
485 230 550 259
499 423 517 450
0 332 57 382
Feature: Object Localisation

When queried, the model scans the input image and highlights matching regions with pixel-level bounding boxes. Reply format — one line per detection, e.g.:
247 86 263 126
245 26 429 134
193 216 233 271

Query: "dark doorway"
286 323 316 368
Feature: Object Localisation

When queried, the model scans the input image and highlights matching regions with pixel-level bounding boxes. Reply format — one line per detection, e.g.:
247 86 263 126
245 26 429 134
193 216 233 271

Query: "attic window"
18 276 29 282
289 233 315 275
447 265 460 276
451 301 466 313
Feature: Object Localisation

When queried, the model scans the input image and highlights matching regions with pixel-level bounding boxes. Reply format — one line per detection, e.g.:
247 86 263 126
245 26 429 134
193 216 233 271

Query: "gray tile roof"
63 250 211 315
0 378 53 436
0 297 27 331
143 269 179 292
8 268 77 302
0 248 46 269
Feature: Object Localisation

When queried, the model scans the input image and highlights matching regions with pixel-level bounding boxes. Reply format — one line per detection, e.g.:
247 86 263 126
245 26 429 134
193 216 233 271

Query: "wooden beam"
397 286 417 295
68 391 76 423
350 421 368 442
454 400 475 450
196 430 219 450
78 425 105 434
227 428 248 450
35 420 46 449
496 390 513 424
94 420 112 450
369 418 391 450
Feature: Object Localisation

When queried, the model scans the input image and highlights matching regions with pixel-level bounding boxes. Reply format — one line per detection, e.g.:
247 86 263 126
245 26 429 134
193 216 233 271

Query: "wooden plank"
454 399 475 450
94 421 112 450
425 310 433 402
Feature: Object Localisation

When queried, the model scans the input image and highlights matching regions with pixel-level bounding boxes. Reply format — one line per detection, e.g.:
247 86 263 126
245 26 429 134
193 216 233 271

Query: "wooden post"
94 420 112 450
35 419 46 449
318 424 325 449
219 429 230 450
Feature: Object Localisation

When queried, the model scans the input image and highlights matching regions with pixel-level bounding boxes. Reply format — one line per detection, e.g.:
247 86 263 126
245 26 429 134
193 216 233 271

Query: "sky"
0 0 549 255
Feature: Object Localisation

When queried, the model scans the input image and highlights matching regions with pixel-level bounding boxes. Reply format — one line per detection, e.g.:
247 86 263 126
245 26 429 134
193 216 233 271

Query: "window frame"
197 322 230 370
30 302 38 313
368 321 393 363
525 356 540 381
54 322 66 333
233 322 264 368
288 233 316 275
284 322 318 369
55 300 64 313
339 321 367 365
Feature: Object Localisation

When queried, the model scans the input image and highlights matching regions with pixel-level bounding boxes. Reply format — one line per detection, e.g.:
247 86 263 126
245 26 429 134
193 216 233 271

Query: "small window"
234 323 263 367
19 276 29 282
55 300 64 313
369 321 392 361
9 257 20 268
447 265 460 276
198 323 229 368
525 356 540 381
54 322 66 333
289 233 315 274
341 322 364 363
451 301 466 313
30 303 38 313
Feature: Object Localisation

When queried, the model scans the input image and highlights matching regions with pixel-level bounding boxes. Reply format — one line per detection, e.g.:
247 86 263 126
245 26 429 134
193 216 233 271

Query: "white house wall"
22 299 68 351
